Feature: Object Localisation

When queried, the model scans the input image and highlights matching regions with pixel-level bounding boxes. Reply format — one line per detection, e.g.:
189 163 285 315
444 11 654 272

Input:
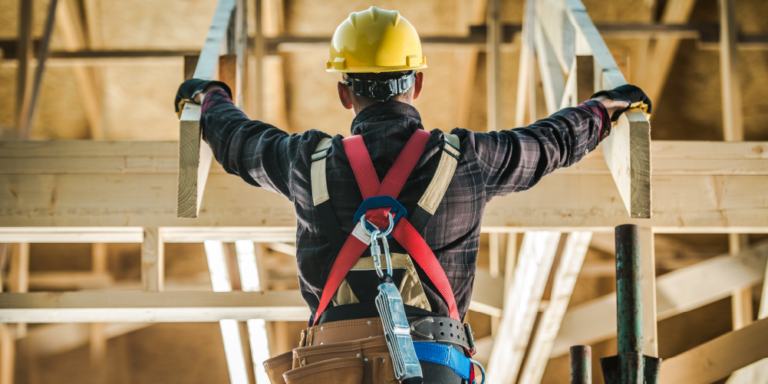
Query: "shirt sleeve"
199 89 329 201
471 100 612 199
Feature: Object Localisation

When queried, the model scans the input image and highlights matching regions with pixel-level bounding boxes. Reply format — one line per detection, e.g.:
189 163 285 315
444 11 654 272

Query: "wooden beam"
514 0 537 127
536 0 652 219
720 0 743 141
486 0 502 131
1 140 766 230
730 233 753 329
15 0 33 134
518 232 592 384
487 232 561 384
141 227 164 292
659 317 768 384
55 0 105 139
504 232 518 296
644 0 698 105
28 271 113 290
551 240 768 357
7 243 29 339
641 227 659 357
534 21 565 114
18 0 58 139
0 291 309 323
177 0 235 218
727 250 768 384
0 324 13 384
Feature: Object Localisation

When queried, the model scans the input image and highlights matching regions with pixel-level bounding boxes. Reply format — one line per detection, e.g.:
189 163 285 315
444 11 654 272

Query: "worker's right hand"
174 79 232 116
590 84 652 121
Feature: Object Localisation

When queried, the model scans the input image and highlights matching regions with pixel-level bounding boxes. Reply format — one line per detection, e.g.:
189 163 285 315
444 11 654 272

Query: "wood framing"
177 0 236 218
141 227 164 291
0 291 310 322
551 240 768 357
2 140 767 231
486 0 502 131
641 227 659 357
659 317 768 384
15 0 33 133
517 232 592 384
535 0 652 218
487 232 561 384
727 256 768 383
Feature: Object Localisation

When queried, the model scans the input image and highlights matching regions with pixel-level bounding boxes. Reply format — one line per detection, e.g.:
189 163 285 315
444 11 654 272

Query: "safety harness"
310 130 484 383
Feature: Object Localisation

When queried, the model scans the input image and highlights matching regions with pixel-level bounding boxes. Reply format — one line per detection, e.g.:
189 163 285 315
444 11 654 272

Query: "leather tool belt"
263 316 477 384
300 316 474 351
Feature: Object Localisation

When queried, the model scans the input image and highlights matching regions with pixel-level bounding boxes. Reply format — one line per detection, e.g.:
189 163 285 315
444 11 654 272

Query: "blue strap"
413 341 471 380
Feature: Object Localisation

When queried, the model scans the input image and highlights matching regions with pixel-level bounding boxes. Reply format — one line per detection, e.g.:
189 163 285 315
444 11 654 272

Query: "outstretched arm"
176 81 328 200
473 85 648 199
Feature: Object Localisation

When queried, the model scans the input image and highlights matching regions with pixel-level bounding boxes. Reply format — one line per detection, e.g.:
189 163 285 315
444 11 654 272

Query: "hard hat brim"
327 64 427 73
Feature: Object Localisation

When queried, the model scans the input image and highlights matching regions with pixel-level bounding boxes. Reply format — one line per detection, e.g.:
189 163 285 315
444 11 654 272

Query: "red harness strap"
313 130 460 325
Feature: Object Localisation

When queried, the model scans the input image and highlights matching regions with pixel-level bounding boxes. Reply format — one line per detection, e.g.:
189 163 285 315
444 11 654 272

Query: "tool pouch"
283 357 365 384
290 335 394 384
262 351 293 384
375 275 423 382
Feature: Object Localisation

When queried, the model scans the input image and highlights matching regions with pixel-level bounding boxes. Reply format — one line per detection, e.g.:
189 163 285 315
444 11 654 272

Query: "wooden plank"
177 0 235 218
487 232 561 384
4 172 768 231
534 20 566 114
8 243 29 338
518 232 592 384
0 291 309 323
641 227 659 357
659 317 768 384
730 233 754 329
514 0 537 127
727 249 768 384
141 227 164 292
0 324 13 384
720 0 743 141
504 232 518 296
537 0 652 218
28 271 113 290
487 0 502 131
55 0 105 139
551 240 768 357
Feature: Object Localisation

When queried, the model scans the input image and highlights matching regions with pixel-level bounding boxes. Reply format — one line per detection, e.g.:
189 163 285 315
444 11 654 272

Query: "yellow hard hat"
327 6 427 73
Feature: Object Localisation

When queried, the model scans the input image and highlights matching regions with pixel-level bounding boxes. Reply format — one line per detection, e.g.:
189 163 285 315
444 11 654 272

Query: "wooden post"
504 232 518 297
730 234 754 329
9 243 29 338
177 0 236 218
719 0 743 142
486 0 502 131
489 233 500 278
19 0 59 139
514 0 535 127
15 0 33 133
640 227 659 357
487 232 561 384
141 227 164 292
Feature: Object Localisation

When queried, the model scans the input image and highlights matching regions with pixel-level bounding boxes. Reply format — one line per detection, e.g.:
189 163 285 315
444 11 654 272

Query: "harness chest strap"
310 131 462 324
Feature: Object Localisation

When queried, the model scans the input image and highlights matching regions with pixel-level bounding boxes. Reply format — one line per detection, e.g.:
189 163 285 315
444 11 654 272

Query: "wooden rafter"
535 0 652 218
177 0 237 218
551 240 768 357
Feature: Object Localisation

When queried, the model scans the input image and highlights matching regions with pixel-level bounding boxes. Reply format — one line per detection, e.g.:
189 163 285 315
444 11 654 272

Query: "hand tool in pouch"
364 214 424 384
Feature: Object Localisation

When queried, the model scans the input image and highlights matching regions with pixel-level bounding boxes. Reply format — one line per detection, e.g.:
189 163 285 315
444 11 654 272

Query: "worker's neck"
352 98 413 116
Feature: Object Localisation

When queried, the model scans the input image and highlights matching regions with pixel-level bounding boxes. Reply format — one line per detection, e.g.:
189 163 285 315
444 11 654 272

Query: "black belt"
318 302 476 352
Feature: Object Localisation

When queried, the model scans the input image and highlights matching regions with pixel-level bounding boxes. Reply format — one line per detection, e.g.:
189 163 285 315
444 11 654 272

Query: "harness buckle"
353 196 407 238
311 146 333 162
464 323 477 356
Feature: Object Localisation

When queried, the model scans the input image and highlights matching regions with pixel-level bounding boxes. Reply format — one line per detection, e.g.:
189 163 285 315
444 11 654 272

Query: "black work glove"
590 84 652 122
174 79 232 117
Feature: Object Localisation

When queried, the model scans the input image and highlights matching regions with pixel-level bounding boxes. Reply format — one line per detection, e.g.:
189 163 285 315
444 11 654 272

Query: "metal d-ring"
359 213 395 278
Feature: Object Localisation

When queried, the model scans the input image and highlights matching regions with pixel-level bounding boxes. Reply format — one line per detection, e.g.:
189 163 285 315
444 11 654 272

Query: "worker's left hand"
174 79 232 116
590 84 652 121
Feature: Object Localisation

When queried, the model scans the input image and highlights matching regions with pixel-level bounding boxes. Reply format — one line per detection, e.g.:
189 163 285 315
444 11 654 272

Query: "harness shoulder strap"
409 133 461 233
310 137 345 255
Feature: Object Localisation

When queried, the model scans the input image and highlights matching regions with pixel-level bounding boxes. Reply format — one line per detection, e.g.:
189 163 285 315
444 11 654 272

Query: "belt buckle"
464 323 476 355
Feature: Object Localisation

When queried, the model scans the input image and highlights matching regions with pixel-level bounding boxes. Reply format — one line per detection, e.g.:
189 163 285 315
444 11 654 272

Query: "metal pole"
570 345 592 384
615 224 643 384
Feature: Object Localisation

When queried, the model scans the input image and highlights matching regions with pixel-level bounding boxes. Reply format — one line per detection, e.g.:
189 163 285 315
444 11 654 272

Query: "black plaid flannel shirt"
201 90 611 320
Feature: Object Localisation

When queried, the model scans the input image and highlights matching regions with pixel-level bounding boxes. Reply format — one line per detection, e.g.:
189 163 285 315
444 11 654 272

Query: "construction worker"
175 6 650 384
